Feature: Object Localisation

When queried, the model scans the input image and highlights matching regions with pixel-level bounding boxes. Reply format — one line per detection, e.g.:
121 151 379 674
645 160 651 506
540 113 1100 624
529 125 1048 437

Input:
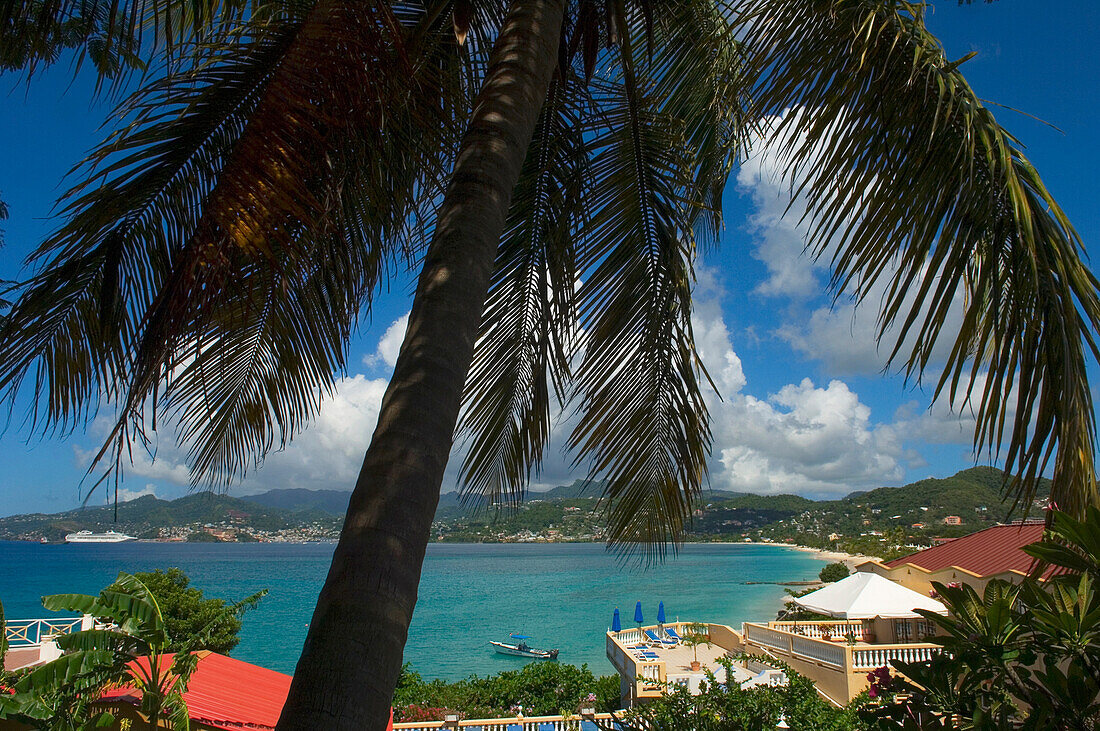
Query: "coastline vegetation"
393 662 620 722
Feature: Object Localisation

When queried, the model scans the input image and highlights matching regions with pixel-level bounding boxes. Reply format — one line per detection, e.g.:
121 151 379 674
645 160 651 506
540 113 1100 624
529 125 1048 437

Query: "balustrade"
393 712 619 731
5 617 85 647
790 635 844 668
769 620 863 640
852 644 939 669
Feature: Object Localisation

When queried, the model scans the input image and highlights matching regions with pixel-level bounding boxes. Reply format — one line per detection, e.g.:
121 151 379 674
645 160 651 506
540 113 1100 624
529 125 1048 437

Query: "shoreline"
773 543 882 571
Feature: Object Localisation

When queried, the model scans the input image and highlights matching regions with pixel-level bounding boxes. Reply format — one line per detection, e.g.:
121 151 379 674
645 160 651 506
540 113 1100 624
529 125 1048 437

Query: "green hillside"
0 493 337 543
0 466 1047 547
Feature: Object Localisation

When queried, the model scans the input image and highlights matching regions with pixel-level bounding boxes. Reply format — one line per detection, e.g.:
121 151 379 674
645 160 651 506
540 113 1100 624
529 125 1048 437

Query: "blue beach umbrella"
634 601 644 625
612 608 621 633
657 601 666 624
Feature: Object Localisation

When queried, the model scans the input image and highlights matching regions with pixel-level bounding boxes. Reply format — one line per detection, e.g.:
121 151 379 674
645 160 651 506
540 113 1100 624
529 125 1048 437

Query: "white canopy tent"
792 571 947 619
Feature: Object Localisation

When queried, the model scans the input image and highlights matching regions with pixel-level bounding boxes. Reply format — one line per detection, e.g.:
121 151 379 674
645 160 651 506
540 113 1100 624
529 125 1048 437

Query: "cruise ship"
64 530 137 543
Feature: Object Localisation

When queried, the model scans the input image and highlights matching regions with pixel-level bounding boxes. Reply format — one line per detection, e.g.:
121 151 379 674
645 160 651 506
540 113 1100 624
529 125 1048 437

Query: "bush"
119 568 265 654
617 658 864 730
819 562 850 583
392 662 621 721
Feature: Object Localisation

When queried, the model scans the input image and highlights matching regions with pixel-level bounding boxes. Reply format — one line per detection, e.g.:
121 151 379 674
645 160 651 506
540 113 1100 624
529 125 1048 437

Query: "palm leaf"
458 68 589 507
0 2 471 490
568 0 746 557
0 0 264 82
0 12 305 442
737 0 1100 516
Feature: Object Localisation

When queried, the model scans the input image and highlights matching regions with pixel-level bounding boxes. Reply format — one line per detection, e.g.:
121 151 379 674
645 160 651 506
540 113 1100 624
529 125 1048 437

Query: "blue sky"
1 1 1098 517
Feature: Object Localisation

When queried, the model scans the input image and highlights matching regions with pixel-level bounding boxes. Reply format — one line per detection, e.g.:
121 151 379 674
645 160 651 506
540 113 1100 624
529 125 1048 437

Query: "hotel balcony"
740 620 941 705
605 623 785 707
606 619 940 708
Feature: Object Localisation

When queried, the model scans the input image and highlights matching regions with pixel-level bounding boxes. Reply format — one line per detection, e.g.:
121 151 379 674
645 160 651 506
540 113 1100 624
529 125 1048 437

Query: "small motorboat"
490 634 559 660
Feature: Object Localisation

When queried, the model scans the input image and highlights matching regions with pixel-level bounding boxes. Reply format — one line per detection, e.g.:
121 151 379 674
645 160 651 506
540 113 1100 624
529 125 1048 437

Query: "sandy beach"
775 543 881 571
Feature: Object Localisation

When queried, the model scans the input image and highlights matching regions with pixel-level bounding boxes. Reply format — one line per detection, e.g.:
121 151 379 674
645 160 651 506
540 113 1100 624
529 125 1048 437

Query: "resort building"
858 520 1048 596
605 591 943 709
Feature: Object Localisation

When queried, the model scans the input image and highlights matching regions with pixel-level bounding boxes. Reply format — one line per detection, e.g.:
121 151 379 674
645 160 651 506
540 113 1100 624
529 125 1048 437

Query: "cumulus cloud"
690 289 904 497
363 312 409 371
114 483 158 503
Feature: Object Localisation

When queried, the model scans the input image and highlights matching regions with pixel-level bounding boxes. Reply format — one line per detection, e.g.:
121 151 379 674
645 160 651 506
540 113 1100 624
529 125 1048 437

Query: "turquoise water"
0 541 824 680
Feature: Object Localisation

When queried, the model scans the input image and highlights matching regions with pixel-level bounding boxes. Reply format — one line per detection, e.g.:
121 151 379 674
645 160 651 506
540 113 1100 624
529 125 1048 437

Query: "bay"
0 541 824 680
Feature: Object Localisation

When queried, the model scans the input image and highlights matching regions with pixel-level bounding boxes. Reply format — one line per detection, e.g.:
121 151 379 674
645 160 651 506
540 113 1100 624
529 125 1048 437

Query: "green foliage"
819 562 850 583
392 662 620 721
860 507 1100 729
119 568 265 654
618 658 864 731
0 572 189 730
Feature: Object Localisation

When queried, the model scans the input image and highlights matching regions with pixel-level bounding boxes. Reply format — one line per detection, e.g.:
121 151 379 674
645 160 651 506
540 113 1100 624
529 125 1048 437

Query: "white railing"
5 617 88 647
614 629 641 645
394 712 620 730
791 635 844 668
743 624 791 652
770 621 863 640
852 644 940 669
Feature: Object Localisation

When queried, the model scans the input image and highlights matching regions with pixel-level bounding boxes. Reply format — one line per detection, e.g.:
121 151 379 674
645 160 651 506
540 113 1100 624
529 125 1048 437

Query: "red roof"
884 522 1047 577
100 651 291 730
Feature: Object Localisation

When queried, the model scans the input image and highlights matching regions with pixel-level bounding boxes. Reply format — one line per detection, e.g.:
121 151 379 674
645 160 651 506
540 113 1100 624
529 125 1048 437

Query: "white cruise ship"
64 530 137 543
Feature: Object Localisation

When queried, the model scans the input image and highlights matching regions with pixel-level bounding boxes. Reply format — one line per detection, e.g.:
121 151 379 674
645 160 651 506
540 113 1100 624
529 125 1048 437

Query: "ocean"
0 541 824 680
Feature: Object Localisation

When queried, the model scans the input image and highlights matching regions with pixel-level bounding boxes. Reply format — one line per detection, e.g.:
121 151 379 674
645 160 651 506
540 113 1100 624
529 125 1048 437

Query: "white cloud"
689 280 905 498
114 483 158 503
363 313 409 371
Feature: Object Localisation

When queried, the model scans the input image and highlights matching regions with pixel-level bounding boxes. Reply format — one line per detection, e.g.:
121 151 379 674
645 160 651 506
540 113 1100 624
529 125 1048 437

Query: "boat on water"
64 530 137 544
490 634 559 660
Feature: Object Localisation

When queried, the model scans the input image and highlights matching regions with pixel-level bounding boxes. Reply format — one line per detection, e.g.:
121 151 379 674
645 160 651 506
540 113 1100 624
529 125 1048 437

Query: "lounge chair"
662 626 683 643
644 629 675 646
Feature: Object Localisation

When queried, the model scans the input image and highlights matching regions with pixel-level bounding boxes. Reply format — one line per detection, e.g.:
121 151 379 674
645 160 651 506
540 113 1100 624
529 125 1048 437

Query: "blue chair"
644 629 675 646
663 626 683 643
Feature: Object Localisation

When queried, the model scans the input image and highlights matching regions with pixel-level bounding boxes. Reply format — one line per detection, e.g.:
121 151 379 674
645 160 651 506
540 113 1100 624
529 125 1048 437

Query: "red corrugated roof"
884 522 1047 577
99 653 395 730
100 651 291 730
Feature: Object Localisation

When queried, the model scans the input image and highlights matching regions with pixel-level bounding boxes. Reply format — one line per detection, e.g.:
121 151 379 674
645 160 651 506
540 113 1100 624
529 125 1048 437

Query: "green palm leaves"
460 0 746 554
739 0 1100 515
0 0 1098 558
1 573 185 730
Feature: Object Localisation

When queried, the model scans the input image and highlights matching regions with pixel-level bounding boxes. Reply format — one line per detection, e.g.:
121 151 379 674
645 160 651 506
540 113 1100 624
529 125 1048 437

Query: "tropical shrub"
0 572 265 731
819 562 851 583
616 658 864 731
860 508 1100 729
392 662 620 721
119 568 265 654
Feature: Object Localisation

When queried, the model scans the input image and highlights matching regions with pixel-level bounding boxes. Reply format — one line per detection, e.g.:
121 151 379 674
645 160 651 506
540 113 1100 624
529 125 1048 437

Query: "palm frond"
457 69 588 507
0 12 304 439
0 2 472 490
0 0 270 82
738 0 1100 516
568 0 747 558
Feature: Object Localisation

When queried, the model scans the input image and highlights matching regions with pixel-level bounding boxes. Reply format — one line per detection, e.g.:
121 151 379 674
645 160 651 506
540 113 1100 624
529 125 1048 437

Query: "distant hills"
0 466 1049 544
0 493 338 543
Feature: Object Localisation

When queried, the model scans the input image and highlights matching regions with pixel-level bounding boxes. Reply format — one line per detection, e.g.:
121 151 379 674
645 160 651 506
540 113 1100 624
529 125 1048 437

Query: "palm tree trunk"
275 0 566 728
